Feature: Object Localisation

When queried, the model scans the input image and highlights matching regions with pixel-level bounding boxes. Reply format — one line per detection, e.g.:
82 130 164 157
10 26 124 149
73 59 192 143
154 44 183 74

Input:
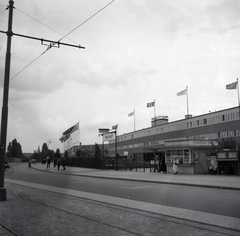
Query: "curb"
31 167 240 191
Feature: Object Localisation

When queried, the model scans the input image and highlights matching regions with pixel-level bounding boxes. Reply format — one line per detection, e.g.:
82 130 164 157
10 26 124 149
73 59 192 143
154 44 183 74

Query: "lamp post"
112 124 118 171
98 128 110 170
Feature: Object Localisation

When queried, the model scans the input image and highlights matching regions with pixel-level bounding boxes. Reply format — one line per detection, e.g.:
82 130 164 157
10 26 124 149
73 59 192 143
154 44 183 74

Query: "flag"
99 128 109 134
59 133 70 143
226 81 238 90
147 101 155 107
60 122 79 142
71 122 79 132
128 110 135 117
112 124 118 130
177 88 187 96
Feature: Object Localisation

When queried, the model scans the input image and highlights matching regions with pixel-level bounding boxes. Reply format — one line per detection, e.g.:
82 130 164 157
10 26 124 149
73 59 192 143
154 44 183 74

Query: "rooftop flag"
128 110 135 117
112 124 118 130
177 88 187 96
226 81 238 90
147 101 155 107
60 122 79 142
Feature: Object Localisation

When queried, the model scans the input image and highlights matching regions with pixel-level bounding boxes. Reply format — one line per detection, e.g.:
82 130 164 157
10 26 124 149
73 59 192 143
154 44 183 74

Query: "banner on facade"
103 133 115 141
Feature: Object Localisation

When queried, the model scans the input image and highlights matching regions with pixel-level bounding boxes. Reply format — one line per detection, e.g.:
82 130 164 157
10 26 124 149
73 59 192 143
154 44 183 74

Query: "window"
165 149 191 164
203 118 207 125
184 149 191 163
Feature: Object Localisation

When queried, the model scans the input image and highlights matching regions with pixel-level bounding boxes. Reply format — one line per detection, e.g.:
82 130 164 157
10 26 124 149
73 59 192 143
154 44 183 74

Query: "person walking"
57 157 61 170
173 156 179 174
46 155 50 169
62 156 66 171
153 155 159 172
55 148 61 170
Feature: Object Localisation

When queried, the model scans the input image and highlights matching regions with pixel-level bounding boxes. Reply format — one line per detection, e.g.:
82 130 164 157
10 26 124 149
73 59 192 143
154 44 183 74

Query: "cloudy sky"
0 0 239 153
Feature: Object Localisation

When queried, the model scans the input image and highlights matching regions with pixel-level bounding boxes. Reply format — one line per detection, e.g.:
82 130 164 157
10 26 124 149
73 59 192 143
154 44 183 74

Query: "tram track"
1 183 239 236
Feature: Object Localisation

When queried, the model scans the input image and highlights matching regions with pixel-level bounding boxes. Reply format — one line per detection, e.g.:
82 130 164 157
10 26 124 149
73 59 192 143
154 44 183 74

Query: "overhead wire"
15 8 79 45
0 0 116 87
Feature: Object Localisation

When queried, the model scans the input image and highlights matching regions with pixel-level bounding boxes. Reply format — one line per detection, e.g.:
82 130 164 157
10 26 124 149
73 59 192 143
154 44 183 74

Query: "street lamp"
112 124 118 171
98 128 110 170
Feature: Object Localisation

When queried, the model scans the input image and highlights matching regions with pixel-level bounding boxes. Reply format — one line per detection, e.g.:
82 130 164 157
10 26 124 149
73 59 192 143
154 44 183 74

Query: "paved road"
1 181 240 236
1 163 240 235
5 163 240 218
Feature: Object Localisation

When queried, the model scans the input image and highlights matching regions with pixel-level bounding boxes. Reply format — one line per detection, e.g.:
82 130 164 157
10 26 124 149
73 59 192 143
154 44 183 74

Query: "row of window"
109 130 240 152
187 111 239 128
165 149 191 163
114 109 240 142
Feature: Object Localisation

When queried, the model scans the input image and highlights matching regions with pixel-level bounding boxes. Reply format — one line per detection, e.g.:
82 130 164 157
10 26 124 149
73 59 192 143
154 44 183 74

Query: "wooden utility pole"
0 0 84 201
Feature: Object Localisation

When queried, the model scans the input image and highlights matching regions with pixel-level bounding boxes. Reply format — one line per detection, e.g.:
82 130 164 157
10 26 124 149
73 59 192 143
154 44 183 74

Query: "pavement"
1 163 240 235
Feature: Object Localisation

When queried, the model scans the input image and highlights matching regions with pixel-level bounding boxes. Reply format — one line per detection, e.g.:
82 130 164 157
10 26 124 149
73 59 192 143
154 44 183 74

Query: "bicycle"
5 164 14 174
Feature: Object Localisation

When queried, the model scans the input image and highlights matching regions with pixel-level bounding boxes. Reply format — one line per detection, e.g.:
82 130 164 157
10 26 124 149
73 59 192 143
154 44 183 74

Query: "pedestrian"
173 156 179 174
46 155 50 169
153 155 159 172
57 157 61 170
62 157 66 170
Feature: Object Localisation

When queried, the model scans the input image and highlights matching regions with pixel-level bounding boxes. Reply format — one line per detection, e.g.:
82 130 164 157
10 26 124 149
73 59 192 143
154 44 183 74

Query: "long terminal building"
108 106 240 174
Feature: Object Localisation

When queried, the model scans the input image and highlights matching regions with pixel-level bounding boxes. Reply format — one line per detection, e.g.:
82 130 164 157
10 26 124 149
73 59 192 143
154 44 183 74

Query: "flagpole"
78 121 80 146
134 109 136 131
237 78 240 106
186 86 189 116
154 99 156 118
237 78 240 118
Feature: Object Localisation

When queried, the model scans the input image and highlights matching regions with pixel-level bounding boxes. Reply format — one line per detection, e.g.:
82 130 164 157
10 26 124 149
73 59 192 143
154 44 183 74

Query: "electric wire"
0 0 116 87
0 9 6 14
15 8 78 45
59 0 115 41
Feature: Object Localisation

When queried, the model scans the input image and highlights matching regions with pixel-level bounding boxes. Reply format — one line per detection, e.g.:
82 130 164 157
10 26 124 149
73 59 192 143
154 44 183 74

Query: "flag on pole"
177 88 187 96
59 122 79 143
226 81 238 90
112 124 118 130
147 101 155 107
71 122 79 132
128 110 135 117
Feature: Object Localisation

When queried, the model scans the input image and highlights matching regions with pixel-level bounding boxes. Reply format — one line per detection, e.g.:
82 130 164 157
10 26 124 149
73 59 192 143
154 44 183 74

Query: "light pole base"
0 188 7 201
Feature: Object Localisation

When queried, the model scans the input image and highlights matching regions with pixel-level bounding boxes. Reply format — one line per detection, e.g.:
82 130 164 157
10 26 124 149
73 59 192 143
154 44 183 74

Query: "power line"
15 8 78 45
0 52 46 88
0 0 116 86
59 0 116 41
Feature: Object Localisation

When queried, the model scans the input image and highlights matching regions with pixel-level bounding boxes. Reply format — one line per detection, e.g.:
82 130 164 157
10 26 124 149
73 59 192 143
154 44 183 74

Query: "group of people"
153 155 180 174
45 156 66 170
45 149 66 171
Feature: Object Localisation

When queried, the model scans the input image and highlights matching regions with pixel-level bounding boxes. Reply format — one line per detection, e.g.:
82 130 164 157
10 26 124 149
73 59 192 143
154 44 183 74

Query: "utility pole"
0 0 85 201
0 0 14 201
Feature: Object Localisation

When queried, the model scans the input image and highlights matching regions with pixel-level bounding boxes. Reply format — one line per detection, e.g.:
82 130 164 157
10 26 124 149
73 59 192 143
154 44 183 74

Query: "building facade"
108 106 240 174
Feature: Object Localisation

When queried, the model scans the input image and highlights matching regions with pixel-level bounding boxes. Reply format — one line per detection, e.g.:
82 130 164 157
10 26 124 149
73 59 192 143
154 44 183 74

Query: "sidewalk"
1 164 240 235
32 163 240 190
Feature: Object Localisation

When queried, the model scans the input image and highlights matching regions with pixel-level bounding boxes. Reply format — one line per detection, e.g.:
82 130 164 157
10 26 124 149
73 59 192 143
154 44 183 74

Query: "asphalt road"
5 163 240 219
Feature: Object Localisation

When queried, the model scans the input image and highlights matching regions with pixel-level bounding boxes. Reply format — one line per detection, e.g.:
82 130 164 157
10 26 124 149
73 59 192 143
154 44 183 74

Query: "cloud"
0 0 240 152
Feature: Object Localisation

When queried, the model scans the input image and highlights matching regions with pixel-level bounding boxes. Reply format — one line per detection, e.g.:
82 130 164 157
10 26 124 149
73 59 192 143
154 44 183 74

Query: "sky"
0 0 240 153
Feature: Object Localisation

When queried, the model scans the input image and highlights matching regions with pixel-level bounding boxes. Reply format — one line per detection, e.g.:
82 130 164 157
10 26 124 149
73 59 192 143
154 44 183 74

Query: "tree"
33 151 38 159
94 143 101 159
7 142 12 157
7 138 22 158
76 149 81 157
42 143 48 156
217 138 239 150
